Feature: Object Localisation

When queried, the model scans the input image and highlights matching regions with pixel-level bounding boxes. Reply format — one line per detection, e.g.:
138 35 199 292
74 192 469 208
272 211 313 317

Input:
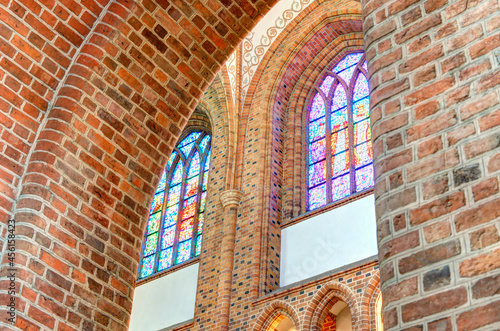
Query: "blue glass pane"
197 212 204 234
140 255 155 278
362 61 368 71
309 184 326 210
332 174 350 202
309 116 326 142
167 151 177 170
337 65 357 84
320 76 335 96
156 170 167 193
331 84 347 111
356 164 374 192
353 73 369 102
164 204 179 227
353 97 370 122
333 53 363 73
188 152 201 178
195 235 202 256
199 135 210 153
179 132 201 147
158 247 173 271
204 150 211 171
309 93 325 121
180 142 195 158
166 184 181 207
161 225 176 249
171 162 183 186
202 173 208 191
176 240 192 264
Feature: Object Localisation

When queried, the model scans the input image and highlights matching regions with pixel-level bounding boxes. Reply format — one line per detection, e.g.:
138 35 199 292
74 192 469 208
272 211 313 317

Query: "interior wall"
280 195 378 286
129 263 199 331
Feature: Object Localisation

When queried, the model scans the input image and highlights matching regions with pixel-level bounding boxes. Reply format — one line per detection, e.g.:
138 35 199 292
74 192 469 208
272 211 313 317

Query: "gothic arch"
360 269 381 330
252 300 301 331
303 281 361 331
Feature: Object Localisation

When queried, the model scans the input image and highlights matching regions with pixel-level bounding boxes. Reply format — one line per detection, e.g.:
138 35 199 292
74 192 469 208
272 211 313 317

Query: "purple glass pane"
309 184 327 210
166 184 181 207
356 164 374 192
195 235 202 256
310 93 326 121
362 61 368 71
161 225 176 249
354 141 373 168
320 76 335 95
158 247 173 271
331 108 347 133
176 240 192 264
331 84 347 111
309 116 326 142
156 170 167 194
164 204 179 227
182 196 197 220
353 97 370 122
150 191 164 214
354 118 371 145
332 151 349 177
147 212 161 235
309 160 327 187
309 139 326 164
332 174 350 202
143 232 158 256
333 53 363 73
140 255 155 278
188 152 201 178
331 128 349 155
179 218 194 241
353 73 369 102
171 162 183 186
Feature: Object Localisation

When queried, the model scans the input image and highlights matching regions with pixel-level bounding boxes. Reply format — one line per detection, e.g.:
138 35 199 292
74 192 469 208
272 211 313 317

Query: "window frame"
305 51 373 211
137 127 212 281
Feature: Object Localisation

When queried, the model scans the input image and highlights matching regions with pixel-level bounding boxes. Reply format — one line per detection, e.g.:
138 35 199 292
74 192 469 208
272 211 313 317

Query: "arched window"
139 130 211 279
307 52 373 210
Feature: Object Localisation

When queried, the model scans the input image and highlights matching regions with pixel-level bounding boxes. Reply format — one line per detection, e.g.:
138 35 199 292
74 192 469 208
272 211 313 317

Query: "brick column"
363 0 500 330
216 189 243 330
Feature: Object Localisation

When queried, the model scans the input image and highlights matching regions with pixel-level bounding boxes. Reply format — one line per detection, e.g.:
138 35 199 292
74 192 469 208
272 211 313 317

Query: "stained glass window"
139 130 211 279
307 52 373 210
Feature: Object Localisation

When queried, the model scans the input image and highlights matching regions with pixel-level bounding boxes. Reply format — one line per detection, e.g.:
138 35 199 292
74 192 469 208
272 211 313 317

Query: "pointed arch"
360 269 381 330
252 300 301 331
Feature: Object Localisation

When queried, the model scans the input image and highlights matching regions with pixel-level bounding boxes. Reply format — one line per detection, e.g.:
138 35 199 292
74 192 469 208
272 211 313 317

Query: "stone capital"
220 189 243 209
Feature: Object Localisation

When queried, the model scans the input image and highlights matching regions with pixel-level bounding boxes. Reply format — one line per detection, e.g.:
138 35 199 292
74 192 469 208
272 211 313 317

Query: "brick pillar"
216 189 243 330
363 0 500 330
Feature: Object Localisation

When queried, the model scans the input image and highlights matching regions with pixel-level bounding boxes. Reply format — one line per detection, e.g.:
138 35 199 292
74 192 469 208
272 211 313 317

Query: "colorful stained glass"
309 139 326 164
333 53 363 73
331 128 349 155
171 162 183 186
156 171 167 193
150 191 165 214
197 213 204 234
147 212 161 235
202 173 208 191
354 118 371 145
204 150 211 171
167 151 177 169
353 73 369 102
188 152 201 178
354 141 373 168
166 184 181 207
199 192 207 212
182 196 197 220
356 164 374 192
199 135 210 153
195 235 202 256
331 109 347 132
309 117 326 142
176 240 192 264
362 61 368 71
309 161 327 187
320 76 335 95
338 65 357 84
179 132 201 147
140 255 155 278
332 151 349 177
310 93 326 121
161 226 176 249
309 184 327 210
158 247 173 271
332 174 350 201
184 177 199 199
179 218 194 241
353 97 370 122
331 84 347 111
164 204 179 227
144 233 158 256
180 142 195 158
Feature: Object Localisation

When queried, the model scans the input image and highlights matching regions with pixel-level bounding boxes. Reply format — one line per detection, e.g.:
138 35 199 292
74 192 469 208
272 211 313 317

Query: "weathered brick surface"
365 0 500 329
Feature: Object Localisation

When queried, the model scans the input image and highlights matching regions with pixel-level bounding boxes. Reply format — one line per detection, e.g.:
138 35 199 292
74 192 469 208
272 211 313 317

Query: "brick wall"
364 0 500 329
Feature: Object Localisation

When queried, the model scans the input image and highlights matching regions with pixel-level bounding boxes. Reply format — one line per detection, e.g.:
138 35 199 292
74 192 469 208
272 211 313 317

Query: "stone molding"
220 190 243 209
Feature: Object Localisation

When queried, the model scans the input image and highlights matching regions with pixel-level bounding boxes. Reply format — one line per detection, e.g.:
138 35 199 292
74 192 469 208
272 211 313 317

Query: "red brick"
456 300 500 331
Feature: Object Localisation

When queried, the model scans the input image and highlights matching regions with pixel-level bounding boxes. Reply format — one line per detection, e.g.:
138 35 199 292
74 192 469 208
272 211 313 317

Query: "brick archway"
252 300 301 331
360 269 381 330
303 280 361 331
